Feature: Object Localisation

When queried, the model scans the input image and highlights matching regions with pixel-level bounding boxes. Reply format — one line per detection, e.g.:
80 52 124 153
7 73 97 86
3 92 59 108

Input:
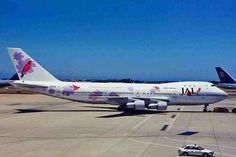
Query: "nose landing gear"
203 104 209 112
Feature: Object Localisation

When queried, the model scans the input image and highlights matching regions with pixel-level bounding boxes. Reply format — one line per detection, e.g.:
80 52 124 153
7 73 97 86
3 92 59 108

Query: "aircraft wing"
104 95 170 105
134 96 170 102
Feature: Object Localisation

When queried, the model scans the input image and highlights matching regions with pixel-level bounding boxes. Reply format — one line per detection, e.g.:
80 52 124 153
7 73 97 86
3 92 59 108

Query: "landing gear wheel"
117 106 125 111
203 104 209 112
203 153 209 157
183 152 188 156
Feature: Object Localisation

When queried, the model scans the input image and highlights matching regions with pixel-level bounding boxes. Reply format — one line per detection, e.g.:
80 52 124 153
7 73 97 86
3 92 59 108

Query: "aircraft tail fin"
215 67 236 83
9 73 19 80
7 48 59 82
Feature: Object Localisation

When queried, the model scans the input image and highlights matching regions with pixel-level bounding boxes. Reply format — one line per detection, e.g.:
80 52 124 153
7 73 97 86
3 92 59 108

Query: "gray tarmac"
0 94 236 157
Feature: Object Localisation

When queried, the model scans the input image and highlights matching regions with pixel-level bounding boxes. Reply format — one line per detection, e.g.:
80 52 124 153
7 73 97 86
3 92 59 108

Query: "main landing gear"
117 105 135 112
117 105 125 111
203 104 209 112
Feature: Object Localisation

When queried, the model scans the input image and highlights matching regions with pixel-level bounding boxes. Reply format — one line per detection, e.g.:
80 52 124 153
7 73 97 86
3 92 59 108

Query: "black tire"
203 153 208 157
203 109 207 112
117 106 124 111
232 108 236 113
183 152 188 156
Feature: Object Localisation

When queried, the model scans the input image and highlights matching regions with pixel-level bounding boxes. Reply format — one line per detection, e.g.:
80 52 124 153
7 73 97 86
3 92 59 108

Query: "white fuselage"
6 48 228 111
217 83 236 89
12 81 228 106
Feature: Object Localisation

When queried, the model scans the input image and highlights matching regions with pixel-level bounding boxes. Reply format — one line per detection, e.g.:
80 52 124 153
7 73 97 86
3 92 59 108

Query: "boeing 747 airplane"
7 48 228 112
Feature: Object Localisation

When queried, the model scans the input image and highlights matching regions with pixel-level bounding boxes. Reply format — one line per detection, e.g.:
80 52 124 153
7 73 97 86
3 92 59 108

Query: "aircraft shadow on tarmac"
90 106 220 118
15 108 167 118
84 105 210 113
14 105 209 118
95 110 209 118
96 112 166 118
15 108 118 114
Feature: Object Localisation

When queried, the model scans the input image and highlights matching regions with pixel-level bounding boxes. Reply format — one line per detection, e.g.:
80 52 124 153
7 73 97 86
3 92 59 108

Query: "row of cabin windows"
73 92 178 96
183 85 211 87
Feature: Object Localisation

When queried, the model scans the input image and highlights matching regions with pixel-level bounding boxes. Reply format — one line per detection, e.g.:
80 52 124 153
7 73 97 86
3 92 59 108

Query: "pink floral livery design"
61 85 80 96
48 88 56 94
89 90 103 100
13 52 36 78
150 85 160 93
89 90 119 101
62 86 75 96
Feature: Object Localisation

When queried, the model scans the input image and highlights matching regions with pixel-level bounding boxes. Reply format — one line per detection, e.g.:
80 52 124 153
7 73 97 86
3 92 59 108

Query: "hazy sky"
1 0 236 81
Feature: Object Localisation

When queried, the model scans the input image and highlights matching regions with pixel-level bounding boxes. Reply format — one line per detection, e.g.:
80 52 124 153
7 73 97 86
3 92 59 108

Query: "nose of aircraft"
217 88 228 97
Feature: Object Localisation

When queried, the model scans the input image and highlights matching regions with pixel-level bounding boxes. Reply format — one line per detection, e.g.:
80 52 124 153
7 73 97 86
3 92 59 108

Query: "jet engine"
148 101 168 110
125 100 145 110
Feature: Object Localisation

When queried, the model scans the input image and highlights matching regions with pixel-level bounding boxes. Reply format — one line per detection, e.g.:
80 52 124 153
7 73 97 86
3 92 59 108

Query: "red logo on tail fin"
21 60 33 78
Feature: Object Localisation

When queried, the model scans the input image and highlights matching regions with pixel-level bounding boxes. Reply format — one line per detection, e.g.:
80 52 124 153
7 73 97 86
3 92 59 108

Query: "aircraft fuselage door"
56 86 61 97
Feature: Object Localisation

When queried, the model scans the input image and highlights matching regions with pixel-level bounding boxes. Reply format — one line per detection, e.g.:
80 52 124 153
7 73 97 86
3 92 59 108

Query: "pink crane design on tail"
13 52 36 78
21 60 33 78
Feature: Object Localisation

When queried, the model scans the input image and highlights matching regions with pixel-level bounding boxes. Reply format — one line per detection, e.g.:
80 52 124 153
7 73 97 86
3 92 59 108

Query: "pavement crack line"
139 123 162 157
166 107 182 131
208 113 223 157
96 115 149 157
133 115 154 130
128 138 177 149
228 114 236 135
183 107 192 146
98 114 155 157
139 108 181 157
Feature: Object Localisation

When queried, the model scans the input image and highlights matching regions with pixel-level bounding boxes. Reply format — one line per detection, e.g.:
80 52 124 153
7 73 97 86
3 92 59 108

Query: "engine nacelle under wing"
126 100 145 110
148 101 168 110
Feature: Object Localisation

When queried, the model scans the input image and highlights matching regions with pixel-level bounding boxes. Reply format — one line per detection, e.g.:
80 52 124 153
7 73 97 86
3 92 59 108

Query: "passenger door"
185 146 194 155
56 86 61 97
194 147 203 156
